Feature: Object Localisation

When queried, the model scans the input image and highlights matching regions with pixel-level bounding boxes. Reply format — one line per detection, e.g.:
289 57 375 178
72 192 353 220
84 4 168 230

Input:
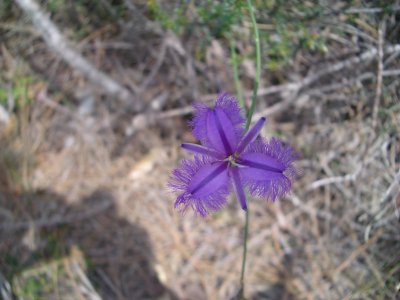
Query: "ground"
0 1 399 299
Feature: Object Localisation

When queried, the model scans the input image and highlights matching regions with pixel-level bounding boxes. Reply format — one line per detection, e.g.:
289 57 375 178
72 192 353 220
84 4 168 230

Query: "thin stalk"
239 1 261 299
245 0 261 130
230 35 245 109
239 207 249 299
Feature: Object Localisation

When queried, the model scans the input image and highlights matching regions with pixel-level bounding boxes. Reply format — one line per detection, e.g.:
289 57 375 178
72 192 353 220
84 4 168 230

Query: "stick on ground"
15 0 143 111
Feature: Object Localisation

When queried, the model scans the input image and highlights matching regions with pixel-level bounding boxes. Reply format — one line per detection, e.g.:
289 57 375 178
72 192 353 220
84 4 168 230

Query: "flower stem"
239 206 249 299
239 1 261 298
245 0 261 130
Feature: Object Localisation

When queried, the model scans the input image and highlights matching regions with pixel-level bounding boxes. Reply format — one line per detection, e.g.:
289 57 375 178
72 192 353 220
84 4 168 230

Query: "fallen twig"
372 21 385 128
301 44 400 88
345 6 400 14
125 43 400 133
380 169 400 211
331 228 383 280
15 0 142 111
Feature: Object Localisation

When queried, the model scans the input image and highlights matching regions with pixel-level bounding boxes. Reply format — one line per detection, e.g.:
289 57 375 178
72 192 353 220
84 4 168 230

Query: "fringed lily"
169 93 298 216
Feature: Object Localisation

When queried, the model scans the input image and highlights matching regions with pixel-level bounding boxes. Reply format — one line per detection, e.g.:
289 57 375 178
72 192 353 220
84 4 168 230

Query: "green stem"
239 1 261 298
245 0 261 130
230 35 245 109
239 207 249 299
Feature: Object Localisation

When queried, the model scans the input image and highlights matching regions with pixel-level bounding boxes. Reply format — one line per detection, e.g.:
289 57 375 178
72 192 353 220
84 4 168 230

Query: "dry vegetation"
0 0 399 299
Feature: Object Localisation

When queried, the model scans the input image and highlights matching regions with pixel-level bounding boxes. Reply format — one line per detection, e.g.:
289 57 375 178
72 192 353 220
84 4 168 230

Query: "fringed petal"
168 156 230 217
215 92 246 132
190 93 245 155
238 138 299 201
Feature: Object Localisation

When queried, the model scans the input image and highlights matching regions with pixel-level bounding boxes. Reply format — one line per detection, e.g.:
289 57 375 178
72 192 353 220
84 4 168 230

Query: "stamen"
181 143 223 159
231 167 247 210
237 158 282 173
236 117 266 154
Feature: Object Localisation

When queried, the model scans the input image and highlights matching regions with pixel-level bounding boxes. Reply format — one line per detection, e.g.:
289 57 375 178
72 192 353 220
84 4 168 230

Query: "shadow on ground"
0 188 176 299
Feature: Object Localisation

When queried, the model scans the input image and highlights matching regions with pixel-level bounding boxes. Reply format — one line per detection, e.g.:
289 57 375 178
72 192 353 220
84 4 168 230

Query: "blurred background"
0 1 399 299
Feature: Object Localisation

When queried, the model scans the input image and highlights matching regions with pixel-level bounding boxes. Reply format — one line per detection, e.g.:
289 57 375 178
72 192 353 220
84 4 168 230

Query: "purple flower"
169 93 299 216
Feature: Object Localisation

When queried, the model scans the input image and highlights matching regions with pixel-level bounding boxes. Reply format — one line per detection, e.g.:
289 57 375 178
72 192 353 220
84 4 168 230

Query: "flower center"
225 153 240 167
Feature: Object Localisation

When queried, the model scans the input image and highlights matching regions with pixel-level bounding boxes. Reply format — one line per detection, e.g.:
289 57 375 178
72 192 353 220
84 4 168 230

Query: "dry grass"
0 1 399 299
